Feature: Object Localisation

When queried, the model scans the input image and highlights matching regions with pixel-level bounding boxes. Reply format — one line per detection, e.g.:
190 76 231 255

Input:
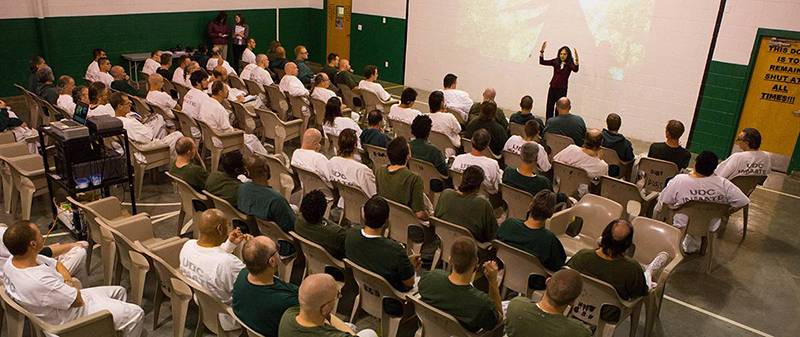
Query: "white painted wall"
714 0 800 65
352 0 406 19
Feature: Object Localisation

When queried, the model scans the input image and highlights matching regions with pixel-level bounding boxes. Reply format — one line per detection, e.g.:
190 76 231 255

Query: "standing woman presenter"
539 41 579 120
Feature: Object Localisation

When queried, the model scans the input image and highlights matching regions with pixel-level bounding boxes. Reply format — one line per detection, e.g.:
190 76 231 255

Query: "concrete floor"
1 83 798 337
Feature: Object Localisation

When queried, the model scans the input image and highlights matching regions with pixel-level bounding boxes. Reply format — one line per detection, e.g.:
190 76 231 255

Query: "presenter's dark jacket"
539 56 578 89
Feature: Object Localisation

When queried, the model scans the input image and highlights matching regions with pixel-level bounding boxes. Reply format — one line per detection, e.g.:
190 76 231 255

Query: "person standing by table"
208 11 229 60
539 41 579 120
231 13 250 72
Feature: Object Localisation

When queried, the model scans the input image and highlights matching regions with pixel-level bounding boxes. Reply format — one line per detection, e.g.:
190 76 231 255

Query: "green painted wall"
280 8 326 64
688 61 748 157
0 18 44 96
350 13 406 84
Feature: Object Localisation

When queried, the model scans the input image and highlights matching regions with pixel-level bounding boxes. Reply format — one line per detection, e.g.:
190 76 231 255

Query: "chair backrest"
548 194 622 240
0 131 16 144
287 94 311 121
508 122 525 137
185 277 234 336
310 96 327 127
449 169 463 189
358 87 384 112
543 133 574 159
445 107 466 124
255 108 281 141
337 84 361 111
230 101 255 133
344 259 406 319
630 217 682 268
165 171 208 227
502 150 524 170
637 157 678 193
265 85 289 119
97 217 152 271
670 201 731 237
385 198 424 249
147 102 173 121
428 130 453 154
408 158 446 200
499 183 533 221
568 272 631 327
229 308 266 337
599 147 633 180
552 161 591 198
364 144 389 171
172 109 198 138
129 95 153 117
408 295 475 337
293 164 335 201
173 82 189 104
599 176 648 218
326 132 340 155
262 154 293 201
136 237 189 295
289 231 345 275
203 190 250 223
66 195 123 245
243 79 265 97
334 181 369 225
461 138 473 153
255 219 295 246
429 216 478 270
730 175 767 197
492 240 550 297
228 75 247 92
390 120 412 140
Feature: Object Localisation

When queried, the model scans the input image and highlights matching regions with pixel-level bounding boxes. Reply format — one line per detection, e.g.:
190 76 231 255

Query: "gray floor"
2 84 799 337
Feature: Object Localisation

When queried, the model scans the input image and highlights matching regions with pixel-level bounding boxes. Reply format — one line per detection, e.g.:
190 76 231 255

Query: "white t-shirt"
279 75 309 97
323 117 362 139
242 48 256 65
95 72 113 86
179 240 243 331
451 153 502 194
207 59 237 77
502 136 551 172
197 97 232 131
2 256 79 325
117 114 154 144
291 149 331 182
206 83 246 102
311 87 337 104
656 174 749 230
182 88 208 120
171 67 185 86
442 89 472 121
249 66 273 86
146 90 177 111
57 94 75 114
85 61 99 81
0 227 10 269
358 80 391 102
328 156 377 208
87 104 115 118
428 111 462 147
553 145 608 179
240 63 257 82
388 104 422 124
142 58 160 75
714 150 771 180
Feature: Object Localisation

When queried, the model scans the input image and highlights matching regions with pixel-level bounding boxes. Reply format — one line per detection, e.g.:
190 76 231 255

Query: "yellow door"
326 0 351 60
737 36 800 155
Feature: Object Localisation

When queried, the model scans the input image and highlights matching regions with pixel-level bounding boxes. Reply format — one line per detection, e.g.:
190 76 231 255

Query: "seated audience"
360 110 391 148
172 55 192 88
206 50 237 76
503 143 554 197
497 190 566 270
0 223 87 277
198 81 269 156
543 97 586 146
87 82 115 117
110 93 181 153
601 113 634 162
322 53 340 86
294 45 314 85
329 129 376 207
345 196 419 292
410 115 449 176
2 221 144 337
156 53 173 79
434 166 497 243
242 54 274 86
335 59 358 89
358 65 392 106
0 100 35 141
85 48 106 81
648 120 691 170
656 151 749 253
427 90 462 155
241 38 257 65
442 73 473 121
56 75 76 113
376 137 429 219
269 46 288 74
310 73 337 103
192 45 210 71
278 273 378 337
715 128 771 179
110 66 146 97
294 190 347 259
465 101 508 155
233 235 299 337
468 88 507 128
238 156 296 232
169 137 208 192
35 66 58 104
508 95 542 128
451 130 502 194
291 128 331 182
206 151 246 207
180 209 250 331
504 269 591 337
146 74 180 112
553 129 609 179
419 237 502 333
94 57 114 86
388 88 422 124
182 70 210 121
323 97 362 139
142 50 161 75
210 66 249 104
279 62 310 97
503 120 551 172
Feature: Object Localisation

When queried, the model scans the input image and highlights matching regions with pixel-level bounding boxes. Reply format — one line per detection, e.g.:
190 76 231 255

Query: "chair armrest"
641 191 659 202
129 250 150 271
132 141 170 153
45 310 117 337
86 197 124 220
656 254 683 287
546 208 574 236
111 213 154 243
284 118 304 127
217 129 245 138
170 277 194 301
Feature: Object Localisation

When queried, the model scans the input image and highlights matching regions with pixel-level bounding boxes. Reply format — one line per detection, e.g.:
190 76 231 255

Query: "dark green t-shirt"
375 167 426 213
647 142 691 170
294 216 348 260
543 114 587 147
205 171 242 207
278 306 354 337
496 219 566 270
410 138 448 176
434 189 497 243
169 162 208 192
567 249 648 300
508 112 544 130
232 269 299 337
468 102 507 129
502 168 552 196
418 269 499 332
334 71 358 89
464 119 508 155
505 297 591 337
237 182 296 232
360 128 391 148
344 229 415 292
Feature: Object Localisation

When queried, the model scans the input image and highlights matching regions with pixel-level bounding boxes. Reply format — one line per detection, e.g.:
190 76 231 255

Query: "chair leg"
152 287 164 330
172 296 190 337
134 165 145 200
85 241 95 276
705 236 714 274
741 205 749 242
177 209 186 236
629 303 641 337
382 315 402 337
349 294 361 323
19 188 34 221
193 306 204 337
2 176 15 213
644 295 657 337
103 242 116 286
430 248 441 271
210 149 221 172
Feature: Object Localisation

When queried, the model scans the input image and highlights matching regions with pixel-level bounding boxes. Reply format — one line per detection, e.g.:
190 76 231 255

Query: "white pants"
132 131 184 164
211 133 269 157
56 246 87 280
144 114 168 139
80 286 145 337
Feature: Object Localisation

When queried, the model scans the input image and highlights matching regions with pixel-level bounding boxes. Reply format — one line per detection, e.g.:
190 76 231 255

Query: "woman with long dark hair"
207 11 229 61
539 41 579 120
231 13 250 71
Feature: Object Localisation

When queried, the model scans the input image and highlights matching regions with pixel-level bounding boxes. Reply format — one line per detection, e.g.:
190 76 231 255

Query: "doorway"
326 0 352 60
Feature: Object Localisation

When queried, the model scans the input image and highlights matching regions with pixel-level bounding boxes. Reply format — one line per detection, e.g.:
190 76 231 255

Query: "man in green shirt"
467 88 507 129
278 273 378 337
334 59 358 89
233 236 299 337
434 166 497 243
505 269 591 337
376 136 429 220
345 196 420 292
237 156 296 232
418 237 502 333
205 151 245 207
542 97 586 146
169 137 208 192
294 190 348 260
410 115 449 176
465 101 508 155
503 143 553 197
497 190 566 270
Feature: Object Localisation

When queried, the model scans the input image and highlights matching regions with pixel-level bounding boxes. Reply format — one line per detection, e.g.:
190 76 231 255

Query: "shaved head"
197 209 226 238
285 62 298 76
301 128 323 150
545 269 583 307
298 273 338 312
241 236 278 275
555 97 571 113
338 59 350 71
110 66 126 79
256 54 269 66
483 88 496 101
584 128 603 150
148 73 164 90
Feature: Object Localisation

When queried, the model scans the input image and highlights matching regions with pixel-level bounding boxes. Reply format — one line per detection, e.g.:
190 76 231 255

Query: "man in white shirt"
172 55 191 88
146 74 180 113
110 93 182 162
56 75 76 114
715 128 771 180
242 38 257 65
358 65 393 105
279 62 310 97
553 129 608 179
442 73 473 121
180 208 250 331
183 71 210 121
94 57 114 86
388 88 422 124
309 73 337 105
200 81 269 156
84 48 106 81
427 91 462 156
291 128 330 183
141 50 161 75
242 54 273 86
655 151 749 253
503 119 551 172
0 224 87 278
2 221 144 337
210 66 248 103
206 51 237 77
451 129 502 194
87 82 115 118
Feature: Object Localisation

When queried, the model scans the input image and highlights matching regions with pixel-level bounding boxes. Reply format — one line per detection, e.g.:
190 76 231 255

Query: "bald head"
298 273 338 313
555 97 571 114
256 54 269 67
482 88 496 101
241 236 278 275
148 73 164 91
600 219 634 258
301 128 323 150
583 128 603 150
338 59 350 71
285 62 298 76
197 209 226 238
110 66 126 80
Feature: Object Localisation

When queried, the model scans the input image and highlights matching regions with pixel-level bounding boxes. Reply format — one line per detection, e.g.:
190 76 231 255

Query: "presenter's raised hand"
573 48 579 63
540 41 548 53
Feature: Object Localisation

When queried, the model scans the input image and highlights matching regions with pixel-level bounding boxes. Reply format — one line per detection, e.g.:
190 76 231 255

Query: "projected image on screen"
455 0 654 80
